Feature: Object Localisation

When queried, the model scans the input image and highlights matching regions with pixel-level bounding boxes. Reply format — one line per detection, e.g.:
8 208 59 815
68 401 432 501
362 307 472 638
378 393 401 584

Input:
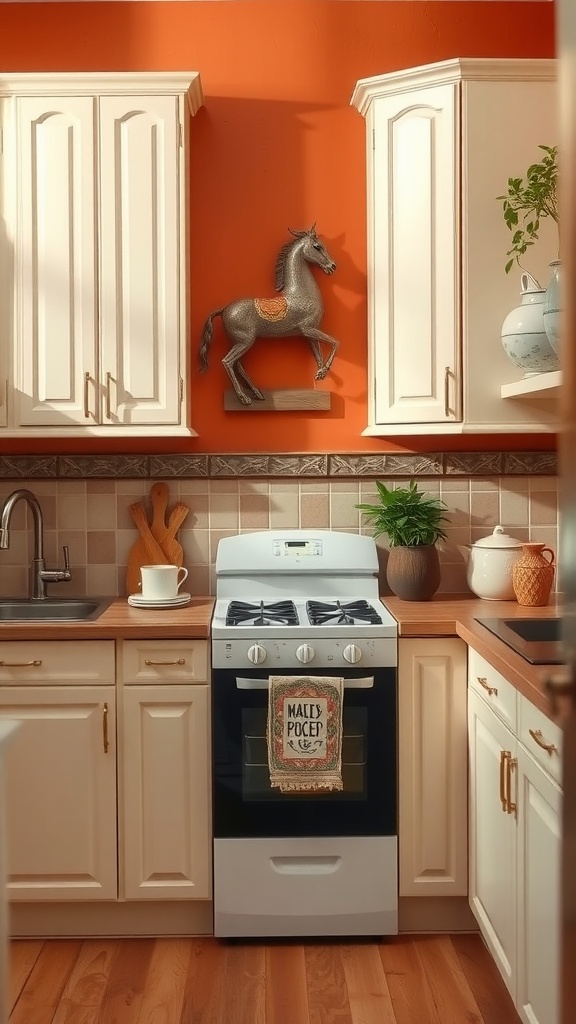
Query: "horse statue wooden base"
199 226 339 406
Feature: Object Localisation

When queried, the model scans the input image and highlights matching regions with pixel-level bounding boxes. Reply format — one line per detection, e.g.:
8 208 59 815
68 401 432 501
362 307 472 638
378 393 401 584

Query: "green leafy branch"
497 144 559 273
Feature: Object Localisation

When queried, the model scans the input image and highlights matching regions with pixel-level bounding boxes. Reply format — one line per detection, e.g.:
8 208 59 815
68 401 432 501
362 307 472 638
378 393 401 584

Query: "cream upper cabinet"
398 637 468 897
0 73 203 437
351 58 559 436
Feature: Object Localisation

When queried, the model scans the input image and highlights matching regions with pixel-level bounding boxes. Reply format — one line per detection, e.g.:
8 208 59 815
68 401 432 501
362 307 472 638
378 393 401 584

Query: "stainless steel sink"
476 617 564 664
0 597 112 622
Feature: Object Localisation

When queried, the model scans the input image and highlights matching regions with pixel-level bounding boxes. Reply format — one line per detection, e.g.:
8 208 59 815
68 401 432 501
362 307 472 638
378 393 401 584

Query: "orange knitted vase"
512 543 555 607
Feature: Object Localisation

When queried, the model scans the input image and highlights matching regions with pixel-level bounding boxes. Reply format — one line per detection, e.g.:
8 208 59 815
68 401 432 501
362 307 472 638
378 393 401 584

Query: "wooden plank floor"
8 933 521 1024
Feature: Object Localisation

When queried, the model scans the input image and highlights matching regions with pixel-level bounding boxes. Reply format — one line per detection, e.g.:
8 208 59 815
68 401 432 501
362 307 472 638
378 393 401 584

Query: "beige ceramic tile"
183 494 208 530
209 480 239 495
470 490 499 529
209 493 239 531
330 492 361 530
469 478 499 491
57 481 87 496
0 529 28 566
87 480 116 494
299 481 329 493
438 563 469 593
0 565 28 598
116 480 149 496
529 476 558 492
503 476 530 493
87 531 117 565
57 494 88 531
238 480 270 495
68 567 86 596
329 481 362 493
178 479 210 499
529 492 558 526
189 564 210 597
299 492 330 529
57 531 87 567
116 529 138 565
87 494 117 530
440 479 471 494
181 529 210 566
500 489 529 527
270 492 300 529
239 493 271 530
443 491 471 527
270 482 299 494
209 530 237 564
86 565 119 597
528 526 559 552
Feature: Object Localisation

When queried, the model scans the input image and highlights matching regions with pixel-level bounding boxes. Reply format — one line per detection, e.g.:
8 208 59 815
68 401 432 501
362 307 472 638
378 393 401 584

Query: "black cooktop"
475 617 565 665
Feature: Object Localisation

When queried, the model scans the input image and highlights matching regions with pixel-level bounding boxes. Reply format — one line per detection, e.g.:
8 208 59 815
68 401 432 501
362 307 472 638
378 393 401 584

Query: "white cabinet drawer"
519 694 563 786
468 648 518 732
121 640 209 685
0 640 115 684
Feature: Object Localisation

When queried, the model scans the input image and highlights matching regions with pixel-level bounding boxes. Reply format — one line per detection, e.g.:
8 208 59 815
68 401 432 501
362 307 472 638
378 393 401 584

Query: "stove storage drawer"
213 835 398 937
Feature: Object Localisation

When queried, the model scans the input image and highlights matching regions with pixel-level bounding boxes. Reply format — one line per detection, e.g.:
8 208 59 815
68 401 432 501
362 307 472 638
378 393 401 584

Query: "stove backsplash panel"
0 467 559 600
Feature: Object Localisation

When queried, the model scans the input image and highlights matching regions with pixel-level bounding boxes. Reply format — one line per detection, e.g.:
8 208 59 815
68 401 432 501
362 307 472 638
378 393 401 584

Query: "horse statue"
198 226 339 405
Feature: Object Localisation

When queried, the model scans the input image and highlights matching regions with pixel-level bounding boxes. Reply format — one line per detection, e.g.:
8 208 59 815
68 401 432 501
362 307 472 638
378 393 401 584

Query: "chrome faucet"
0 488 71 599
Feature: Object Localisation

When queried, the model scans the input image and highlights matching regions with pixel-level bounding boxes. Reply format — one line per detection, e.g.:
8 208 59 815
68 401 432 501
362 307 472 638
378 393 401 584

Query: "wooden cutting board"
125 486 189 596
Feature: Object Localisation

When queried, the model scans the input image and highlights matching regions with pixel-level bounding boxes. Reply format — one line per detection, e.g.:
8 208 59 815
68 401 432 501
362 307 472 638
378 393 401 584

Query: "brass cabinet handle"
506 754 517 816
444 366 452 417
102 702 109 753
528 728 558 756
144 658 185 667
477 675 498 697
84 371 91 418
105 371 112 420
0 659 42 667
499 749 508 811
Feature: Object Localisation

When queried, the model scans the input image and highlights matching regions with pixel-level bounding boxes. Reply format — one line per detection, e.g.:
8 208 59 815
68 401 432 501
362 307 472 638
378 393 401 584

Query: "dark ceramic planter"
386 544 441 601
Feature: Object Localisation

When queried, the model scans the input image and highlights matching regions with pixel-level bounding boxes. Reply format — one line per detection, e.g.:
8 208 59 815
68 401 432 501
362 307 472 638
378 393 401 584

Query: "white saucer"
128 593 191 609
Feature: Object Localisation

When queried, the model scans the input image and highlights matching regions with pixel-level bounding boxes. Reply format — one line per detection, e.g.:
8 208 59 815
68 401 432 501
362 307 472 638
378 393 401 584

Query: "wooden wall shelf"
224 389 331 411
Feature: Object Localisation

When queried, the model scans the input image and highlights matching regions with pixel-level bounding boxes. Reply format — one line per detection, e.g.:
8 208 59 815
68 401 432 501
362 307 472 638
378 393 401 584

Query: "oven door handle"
235 676 375 690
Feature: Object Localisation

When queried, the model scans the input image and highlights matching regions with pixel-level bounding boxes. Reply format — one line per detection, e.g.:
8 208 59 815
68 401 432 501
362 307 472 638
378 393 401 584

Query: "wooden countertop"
383 593 566 720
0 597 215 641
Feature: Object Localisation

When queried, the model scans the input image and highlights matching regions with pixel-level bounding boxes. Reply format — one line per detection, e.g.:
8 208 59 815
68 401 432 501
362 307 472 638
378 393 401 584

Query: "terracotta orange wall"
0 1 556 457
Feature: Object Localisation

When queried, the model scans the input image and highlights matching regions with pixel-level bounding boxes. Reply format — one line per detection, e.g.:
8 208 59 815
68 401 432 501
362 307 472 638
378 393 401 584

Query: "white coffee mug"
140 564 189 601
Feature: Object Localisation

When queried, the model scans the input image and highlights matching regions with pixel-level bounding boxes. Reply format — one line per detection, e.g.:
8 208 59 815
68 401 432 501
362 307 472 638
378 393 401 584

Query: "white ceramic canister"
465 525 523 601
501 272 560 375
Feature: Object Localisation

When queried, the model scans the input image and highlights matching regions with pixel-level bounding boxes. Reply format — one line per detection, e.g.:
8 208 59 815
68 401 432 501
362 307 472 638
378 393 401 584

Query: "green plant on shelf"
497 143 559 273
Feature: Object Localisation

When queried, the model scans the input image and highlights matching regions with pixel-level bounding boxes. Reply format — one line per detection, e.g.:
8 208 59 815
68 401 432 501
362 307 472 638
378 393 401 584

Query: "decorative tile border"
0 451 558 480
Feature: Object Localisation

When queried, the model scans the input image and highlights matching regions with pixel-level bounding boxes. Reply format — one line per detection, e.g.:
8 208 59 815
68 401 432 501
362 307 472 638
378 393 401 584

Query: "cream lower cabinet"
398 637 468 896
120 640 211 900
0 73 203 438
351 58 558 436
0 641 117 900
468 650 562 1024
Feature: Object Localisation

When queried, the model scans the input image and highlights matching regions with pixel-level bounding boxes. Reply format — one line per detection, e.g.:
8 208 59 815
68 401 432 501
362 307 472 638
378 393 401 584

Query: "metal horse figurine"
199 226 339 405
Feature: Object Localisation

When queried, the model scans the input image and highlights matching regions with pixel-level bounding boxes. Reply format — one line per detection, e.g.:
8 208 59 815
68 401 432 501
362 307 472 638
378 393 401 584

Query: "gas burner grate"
225 600 299 627
306 599 383 626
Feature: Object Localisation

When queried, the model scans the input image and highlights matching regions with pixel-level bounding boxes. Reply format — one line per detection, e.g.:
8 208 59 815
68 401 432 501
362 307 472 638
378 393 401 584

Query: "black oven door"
212 666 396 839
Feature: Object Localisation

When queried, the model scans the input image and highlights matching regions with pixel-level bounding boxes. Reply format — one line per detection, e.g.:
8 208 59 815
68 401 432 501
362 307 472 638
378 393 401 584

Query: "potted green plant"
497 144 558 274
356 480 449 601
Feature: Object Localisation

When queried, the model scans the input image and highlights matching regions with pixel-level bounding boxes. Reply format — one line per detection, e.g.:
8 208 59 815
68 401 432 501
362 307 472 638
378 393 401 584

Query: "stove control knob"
296 643 315 664
343 643 362 665
247 643 267 665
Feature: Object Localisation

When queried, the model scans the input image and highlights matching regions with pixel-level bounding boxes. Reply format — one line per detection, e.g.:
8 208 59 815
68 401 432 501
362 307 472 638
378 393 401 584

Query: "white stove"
211 530 398 670
211 530 399 939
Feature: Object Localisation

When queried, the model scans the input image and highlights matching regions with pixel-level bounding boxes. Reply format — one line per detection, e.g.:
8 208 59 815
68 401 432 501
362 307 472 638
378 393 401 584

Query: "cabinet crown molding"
0 72 204 113
351 57 557 115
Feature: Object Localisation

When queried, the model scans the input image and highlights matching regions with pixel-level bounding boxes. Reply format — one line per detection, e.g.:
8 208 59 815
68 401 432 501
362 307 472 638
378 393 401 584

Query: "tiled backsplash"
0 473 559 600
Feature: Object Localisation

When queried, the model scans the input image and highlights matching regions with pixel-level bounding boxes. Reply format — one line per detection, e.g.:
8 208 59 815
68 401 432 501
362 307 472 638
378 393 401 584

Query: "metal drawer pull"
236 676 375 690
102 702 109 753
105 371 112 420
477 675 498 697
144 658 185 667
499 750 508 811
83 370 91 418
506 754 517 816
0 659 42 667
528 728 558 756
444 366 451 417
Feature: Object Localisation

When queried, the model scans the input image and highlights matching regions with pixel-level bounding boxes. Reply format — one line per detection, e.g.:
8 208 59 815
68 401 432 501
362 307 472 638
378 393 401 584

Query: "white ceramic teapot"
462 525 523 601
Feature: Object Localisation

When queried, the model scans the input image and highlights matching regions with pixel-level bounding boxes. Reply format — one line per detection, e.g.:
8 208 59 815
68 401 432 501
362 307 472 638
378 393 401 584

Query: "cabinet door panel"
398 638 468 895
516 748 561 1024
99 95 181 425
0 686 117 900
372 85 460 425
468 690 516 997
15 96 98 426
122 684 211 899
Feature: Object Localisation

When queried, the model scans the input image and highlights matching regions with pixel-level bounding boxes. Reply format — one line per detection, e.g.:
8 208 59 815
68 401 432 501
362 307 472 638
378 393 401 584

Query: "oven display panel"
273 539 323 557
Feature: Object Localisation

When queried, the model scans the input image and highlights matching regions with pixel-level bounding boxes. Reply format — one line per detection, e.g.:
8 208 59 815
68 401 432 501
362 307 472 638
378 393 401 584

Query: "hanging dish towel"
267 675 344 793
